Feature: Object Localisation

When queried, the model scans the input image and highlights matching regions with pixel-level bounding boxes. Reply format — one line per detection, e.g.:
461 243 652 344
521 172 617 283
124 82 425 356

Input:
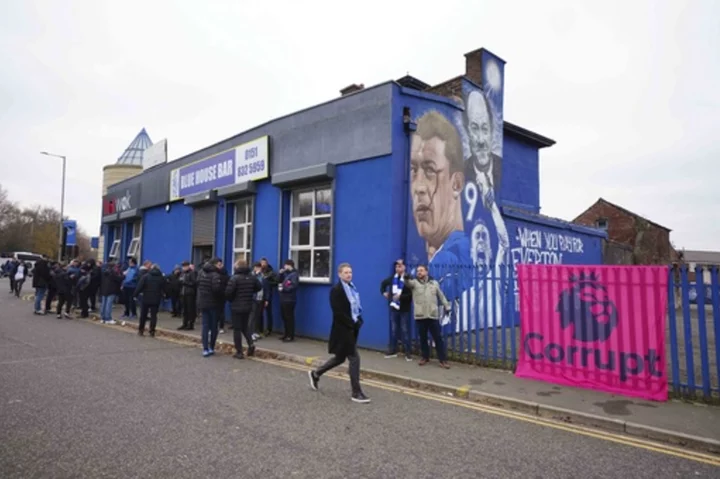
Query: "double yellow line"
251 356 720 467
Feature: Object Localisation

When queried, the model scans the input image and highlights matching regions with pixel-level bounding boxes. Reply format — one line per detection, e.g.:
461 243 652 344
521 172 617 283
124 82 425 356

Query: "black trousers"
56 294 72 315
264 299 273 333
280 302 295 339
182 295 196 328
45 288 56 312
250 300 264 334
316 347 362 395
218 303 226 329
9 276 15 293
87 286 98 311
79 290 90 317
139 304 159 333
171 295 181 316
13 279 24 297
231 311 253 353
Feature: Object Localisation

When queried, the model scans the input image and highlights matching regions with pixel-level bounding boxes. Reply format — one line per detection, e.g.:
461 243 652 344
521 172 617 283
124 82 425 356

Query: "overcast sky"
1 0 717 251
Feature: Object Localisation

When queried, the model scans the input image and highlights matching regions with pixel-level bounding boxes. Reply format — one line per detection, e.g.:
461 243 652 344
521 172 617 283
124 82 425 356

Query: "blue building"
101 47 606 351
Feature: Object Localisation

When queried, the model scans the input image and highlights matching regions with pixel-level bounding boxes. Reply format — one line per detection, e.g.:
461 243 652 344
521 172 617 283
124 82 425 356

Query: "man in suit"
308 262 370 404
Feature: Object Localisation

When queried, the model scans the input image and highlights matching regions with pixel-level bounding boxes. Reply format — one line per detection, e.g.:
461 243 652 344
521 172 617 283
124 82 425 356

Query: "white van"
0 252 45 277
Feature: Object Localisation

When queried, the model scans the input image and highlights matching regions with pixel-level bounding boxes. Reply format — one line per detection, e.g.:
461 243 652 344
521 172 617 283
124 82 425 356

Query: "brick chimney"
464 48 484 85
340 83 365 96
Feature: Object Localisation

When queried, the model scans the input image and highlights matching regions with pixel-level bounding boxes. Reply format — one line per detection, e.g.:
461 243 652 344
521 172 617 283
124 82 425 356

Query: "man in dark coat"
134 264 166 337
380 259 414 360
217 262 230 333
165 267 182 317
178 261 197 331
32 258 51 315
87 259 101 312
308 263 370 404
225 260 261 359
196 258 224 357
259 257 277 336
99 261 123 324
277 259 299 342
45 262 59 314
54 264 73 319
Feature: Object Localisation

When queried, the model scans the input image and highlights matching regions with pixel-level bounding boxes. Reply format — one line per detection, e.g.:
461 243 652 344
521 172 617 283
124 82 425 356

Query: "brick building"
573 198 672 265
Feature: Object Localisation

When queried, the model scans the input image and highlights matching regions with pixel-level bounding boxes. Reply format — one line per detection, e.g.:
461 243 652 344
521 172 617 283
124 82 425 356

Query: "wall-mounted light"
402 106 411 124
402 106 416 132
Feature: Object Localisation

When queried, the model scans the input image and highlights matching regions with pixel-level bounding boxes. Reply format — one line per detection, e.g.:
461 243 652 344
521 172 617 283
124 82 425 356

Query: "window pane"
291 220 311 246
234 226 245 249
292 191 313 217
313 249 330 279
314 217 331 247
246 225 252 254
292 250 312 278
247 200 254 224
235 202 247 224
234 252 249 265
315 188 332 215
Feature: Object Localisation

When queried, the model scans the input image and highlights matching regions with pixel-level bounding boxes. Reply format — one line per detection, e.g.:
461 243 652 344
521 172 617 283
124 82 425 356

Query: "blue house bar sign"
169 136 269 201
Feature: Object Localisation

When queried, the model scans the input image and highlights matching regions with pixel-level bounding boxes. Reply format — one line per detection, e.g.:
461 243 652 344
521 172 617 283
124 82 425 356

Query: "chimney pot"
340 83 365 96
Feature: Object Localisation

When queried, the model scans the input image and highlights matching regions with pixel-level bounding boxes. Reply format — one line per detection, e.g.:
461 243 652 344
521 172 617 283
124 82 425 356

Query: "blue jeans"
389 310 411 355
418 318 446 362
201 308 220 351
34 287 47 312
101 295 116 321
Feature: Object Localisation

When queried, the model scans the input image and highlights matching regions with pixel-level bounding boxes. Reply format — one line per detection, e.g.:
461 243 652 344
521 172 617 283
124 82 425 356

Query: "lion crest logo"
556 272 618 343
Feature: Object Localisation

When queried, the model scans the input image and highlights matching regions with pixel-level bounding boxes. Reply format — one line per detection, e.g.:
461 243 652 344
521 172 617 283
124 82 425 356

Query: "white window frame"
232 198 253 266
108 225 122 259
289 185 332 283
126 221 142 259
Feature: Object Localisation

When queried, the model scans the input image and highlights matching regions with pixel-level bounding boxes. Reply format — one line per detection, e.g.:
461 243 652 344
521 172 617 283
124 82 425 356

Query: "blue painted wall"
283 155 395 350
142 202 193 274
501 135 539 213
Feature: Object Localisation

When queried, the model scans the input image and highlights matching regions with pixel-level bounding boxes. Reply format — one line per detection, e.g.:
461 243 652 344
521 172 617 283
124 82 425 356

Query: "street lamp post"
41 151 67 262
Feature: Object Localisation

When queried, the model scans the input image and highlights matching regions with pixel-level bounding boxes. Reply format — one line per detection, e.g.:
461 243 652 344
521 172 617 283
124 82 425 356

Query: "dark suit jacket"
328 282 362 357
464 153 502 200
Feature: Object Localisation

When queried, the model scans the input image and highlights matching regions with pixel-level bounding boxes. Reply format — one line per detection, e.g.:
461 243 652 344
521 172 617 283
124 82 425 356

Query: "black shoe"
279 336 287 341
177 325 188 330
351 392 371 404
149 331 155 338
282 337 294 343
308 371 319 391
247 345 255 357
138 330 144 336
187 326 195 331
233 353 244 359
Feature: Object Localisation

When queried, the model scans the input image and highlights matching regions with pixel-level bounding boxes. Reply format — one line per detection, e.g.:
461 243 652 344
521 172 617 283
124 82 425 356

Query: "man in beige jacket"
405 265 451 369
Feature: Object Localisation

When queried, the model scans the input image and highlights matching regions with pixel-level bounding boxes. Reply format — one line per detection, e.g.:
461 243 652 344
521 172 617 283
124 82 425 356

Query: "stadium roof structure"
116 128 153 166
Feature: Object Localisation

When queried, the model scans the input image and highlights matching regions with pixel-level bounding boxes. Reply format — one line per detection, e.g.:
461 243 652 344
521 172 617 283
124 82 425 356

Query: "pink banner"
515 265 668 402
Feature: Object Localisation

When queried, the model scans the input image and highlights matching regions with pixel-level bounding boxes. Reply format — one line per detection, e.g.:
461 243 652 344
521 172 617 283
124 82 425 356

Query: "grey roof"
682 250 720 265
116 128 153 166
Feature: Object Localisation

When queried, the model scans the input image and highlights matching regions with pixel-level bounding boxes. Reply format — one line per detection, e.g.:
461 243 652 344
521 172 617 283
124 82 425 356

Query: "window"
596 218 609 231
232 199 253 265
127 221 142 259
109 225 122 259
289 186 332 281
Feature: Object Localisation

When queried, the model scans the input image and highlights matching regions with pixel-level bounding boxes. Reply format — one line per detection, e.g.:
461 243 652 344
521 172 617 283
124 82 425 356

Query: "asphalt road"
1 289 718 478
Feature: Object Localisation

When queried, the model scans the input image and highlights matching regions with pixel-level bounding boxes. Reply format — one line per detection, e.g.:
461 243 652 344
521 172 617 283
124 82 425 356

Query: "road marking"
304 356 318 366
250 356 720 467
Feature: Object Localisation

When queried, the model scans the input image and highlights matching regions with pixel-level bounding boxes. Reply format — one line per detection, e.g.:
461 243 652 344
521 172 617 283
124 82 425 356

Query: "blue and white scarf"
342 281 362 322
390 274 404 310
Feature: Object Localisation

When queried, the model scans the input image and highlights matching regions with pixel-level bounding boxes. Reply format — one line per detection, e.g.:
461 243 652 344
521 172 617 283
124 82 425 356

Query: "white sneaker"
106 319 117 325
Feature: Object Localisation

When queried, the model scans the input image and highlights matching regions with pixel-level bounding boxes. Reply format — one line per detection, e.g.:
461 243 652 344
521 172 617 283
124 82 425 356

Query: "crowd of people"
8 252 455 403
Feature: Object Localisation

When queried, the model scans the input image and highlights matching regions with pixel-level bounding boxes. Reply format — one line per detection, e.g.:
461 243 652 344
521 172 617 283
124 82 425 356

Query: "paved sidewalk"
92 305 720 451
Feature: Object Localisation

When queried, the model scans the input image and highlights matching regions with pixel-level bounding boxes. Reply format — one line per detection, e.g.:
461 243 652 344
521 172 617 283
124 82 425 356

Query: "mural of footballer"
409 110 474 308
